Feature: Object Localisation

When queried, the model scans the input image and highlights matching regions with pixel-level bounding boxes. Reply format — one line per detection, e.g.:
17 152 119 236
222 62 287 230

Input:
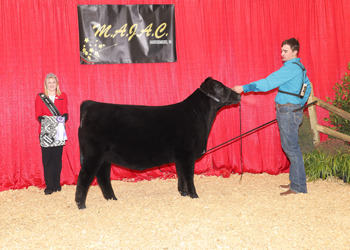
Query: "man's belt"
275 103 292 108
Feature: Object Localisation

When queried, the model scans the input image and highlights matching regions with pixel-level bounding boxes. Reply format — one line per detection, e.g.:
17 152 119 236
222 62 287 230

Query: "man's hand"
232 86 244 94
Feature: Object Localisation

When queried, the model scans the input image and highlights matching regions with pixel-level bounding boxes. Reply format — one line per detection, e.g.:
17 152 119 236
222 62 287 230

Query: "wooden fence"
307 82 350 145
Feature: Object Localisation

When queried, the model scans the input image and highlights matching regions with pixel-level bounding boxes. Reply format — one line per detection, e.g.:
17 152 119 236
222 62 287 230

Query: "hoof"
106 196 117 201
44 189 54 195
179 191 188 197
190 193 199 199
77 203 87 210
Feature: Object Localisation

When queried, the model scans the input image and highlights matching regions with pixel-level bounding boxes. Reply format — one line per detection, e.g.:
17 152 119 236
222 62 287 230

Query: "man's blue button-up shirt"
243 58 311 106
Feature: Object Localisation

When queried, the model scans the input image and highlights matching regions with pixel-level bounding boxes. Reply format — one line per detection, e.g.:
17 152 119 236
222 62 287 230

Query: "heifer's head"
199 77 241 106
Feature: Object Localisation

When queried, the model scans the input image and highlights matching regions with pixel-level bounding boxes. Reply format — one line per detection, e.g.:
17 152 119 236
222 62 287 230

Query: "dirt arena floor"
1 173 349 249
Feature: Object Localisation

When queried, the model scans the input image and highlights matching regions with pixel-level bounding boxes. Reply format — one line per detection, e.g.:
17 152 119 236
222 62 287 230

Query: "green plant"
304 150 350 183
304 62 350 184
304 139 350 183
342 155 350 183
324 62 350 138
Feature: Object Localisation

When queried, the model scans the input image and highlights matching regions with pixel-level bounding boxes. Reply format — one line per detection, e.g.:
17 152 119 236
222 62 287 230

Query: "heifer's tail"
79 100 95 128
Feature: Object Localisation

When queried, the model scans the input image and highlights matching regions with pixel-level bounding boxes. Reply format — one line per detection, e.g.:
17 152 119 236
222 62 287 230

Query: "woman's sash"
38 93 67 147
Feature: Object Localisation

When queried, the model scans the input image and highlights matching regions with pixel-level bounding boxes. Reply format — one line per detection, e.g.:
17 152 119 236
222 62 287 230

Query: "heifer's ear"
201 77 213 91
204 77 213 83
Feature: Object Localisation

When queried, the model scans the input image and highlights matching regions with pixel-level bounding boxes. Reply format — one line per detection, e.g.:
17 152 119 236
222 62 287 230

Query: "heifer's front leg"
96 161 117 201
175 158 199 199
176 165 187 196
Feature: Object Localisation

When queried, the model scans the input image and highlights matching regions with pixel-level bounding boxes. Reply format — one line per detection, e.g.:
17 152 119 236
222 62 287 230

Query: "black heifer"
75 77 241 209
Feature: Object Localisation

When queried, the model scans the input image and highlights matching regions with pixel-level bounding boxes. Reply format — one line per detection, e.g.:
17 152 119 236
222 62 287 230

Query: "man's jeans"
276 104 307 193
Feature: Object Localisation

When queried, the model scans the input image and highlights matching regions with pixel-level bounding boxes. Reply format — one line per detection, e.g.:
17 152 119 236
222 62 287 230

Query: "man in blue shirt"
233 38 311 196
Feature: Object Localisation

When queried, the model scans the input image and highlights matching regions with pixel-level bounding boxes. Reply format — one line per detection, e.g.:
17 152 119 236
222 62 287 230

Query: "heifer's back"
76 77 241 209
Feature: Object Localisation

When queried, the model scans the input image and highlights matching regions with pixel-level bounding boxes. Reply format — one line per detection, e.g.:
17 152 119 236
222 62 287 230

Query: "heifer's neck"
189 90 223 139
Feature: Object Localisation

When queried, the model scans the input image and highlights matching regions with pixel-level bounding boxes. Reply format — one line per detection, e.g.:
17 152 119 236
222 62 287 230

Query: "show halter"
198 87 232 103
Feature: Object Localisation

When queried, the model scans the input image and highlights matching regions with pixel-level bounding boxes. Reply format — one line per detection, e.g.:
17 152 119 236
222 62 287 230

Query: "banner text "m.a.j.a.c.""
78 5 177 65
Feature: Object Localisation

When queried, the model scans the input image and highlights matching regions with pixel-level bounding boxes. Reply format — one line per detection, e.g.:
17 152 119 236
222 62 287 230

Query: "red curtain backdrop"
1 0 350 191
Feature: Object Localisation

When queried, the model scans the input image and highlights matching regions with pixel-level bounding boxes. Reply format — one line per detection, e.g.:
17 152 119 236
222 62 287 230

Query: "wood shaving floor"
1 173 349 249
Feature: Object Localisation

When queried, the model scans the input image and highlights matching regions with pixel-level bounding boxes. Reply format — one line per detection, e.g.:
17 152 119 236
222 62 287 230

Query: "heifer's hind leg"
175 158 199 199
75 166 99 210
96 161 117 201
75 149 105 209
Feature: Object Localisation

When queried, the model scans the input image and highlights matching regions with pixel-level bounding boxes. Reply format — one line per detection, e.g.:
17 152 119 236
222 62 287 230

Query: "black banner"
78 5 177 65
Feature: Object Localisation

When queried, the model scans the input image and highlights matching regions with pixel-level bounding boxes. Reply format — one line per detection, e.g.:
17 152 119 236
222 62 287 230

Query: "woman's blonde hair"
44 73 62 96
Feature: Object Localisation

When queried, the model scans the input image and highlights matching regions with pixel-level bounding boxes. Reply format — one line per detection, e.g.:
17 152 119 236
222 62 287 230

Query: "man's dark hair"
282 38 300 54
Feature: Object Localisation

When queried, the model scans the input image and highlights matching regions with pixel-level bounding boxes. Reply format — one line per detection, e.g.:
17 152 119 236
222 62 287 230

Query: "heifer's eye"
215 85 223 91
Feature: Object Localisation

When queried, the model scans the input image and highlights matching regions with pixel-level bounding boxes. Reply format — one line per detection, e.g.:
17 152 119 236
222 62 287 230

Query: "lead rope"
157 99 317 177
157 102 245 178
205 100 317 180
157 100 317 175
205 101 317 155
239 102 243 182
